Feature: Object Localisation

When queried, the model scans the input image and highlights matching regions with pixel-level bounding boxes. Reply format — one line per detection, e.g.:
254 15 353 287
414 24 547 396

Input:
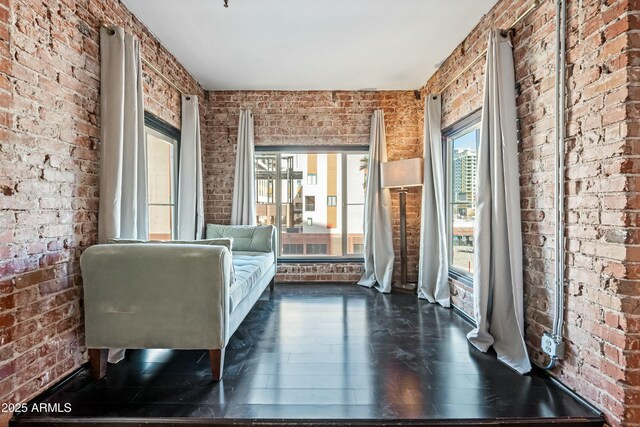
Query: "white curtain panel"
417 95 450 307
358 110 395 293
466 29 531 374
177 95 205 240
231 109 256 225
98 26 148 245
98 26 148 364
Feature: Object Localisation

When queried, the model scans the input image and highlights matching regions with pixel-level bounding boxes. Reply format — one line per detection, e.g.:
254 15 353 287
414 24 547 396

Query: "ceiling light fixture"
223 0 229 7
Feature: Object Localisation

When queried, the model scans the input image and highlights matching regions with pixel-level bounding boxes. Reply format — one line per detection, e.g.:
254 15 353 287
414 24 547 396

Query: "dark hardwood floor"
11 284 603 426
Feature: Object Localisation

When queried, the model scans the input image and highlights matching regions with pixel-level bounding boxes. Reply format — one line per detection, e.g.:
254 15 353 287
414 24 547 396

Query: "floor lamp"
381 158 424 293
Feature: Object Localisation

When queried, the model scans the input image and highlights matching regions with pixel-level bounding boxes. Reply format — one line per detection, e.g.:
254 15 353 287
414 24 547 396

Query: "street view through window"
255 152 368 257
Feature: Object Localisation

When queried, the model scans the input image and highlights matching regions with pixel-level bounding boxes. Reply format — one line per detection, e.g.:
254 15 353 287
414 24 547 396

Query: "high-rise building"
452 148 477 203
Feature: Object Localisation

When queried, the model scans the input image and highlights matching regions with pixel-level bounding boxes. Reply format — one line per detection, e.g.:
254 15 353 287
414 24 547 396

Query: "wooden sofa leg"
209 348 225 381
269 277 275 292
89 349 108 380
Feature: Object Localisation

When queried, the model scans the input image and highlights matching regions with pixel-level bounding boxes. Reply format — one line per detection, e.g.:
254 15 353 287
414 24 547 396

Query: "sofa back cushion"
206 224 274 253
108 237 235 283
108 238 234 252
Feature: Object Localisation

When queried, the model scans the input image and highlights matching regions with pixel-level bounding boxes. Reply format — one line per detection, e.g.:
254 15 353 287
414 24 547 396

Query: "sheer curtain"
417 95 450 307
177 95 204 240
231 109 256 225
466 29 531 374
358 110 395 293
98 26 147 364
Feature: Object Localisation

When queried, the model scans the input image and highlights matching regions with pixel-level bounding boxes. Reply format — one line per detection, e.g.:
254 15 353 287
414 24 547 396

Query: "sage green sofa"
80 224 276 381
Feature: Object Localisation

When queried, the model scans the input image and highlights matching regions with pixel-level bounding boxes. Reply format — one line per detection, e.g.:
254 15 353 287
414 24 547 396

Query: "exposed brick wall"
0 0 204 422
420 0 638 425
202 91 421 283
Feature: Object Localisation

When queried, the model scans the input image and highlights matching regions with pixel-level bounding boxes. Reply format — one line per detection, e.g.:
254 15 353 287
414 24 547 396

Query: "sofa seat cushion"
229 251 274 312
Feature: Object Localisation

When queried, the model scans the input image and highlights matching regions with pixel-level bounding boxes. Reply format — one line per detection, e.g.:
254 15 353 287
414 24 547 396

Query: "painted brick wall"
202 91 421 283
0 0 203 423
420 0 638 425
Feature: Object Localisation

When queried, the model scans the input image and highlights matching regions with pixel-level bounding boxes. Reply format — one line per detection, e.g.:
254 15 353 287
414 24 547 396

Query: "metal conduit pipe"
541 0 567 370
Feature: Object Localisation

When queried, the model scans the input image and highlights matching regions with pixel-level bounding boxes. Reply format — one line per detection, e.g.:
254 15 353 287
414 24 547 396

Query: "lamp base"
392 281 417 294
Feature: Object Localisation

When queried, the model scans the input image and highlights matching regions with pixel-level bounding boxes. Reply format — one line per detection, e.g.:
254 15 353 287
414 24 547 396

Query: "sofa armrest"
80 244 232 350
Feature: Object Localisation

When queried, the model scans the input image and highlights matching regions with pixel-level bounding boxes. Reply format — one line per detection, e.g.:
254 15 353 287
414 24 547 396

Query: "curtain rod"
437 0 542 95
101 23 189 97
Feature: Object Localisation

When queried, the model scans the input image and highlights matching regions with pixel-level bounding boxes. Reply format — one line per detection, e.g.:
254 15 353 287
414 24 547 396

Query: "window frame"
144 112 181 240
255 145 368 263
442 109 481 285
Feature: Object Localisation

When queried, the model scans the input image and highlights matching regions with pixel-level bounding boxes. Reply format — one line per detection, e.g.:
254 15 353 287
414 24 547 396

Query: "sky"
453 129 478 151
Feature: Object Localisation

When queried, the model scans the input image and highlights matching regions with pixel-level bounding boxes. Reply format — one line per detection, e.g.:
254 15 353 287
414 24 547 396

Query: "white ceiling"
122 0 498 91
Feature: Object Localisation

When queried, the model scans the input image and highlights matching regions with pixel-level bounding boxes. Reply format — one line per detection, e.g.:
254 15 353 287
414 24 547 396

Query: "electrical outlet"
541 332 565 359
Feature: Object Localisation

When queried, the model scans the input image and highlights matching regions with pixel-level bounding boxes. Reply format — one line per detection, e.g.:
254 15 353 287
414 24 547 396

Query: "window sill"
279 257 364 264
449 269 473 287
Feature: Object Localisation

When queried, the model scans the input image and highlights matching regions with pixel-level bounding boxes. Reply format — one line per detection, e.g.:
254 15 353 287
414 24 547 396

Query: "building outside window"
255 149 368 258
145 113 180 240
444 111 480 278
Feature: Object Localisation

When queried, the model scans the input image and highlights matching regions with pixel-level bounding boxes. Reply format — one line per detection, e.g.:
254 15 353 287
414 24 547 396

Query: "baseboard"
276 281 359 285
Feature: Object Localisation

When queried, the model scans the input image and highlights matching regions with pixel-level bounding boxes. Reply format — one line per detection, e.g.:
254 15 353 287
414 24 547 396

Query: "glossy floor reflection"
13 284 602 425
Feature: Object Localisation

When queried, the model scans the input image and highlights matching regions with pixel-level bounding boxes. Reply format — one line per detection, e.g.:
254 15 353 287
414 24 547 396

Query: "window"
145 113 180 240
255 148 368 259
306 244 327 255
283 244 304 255
305 196 316 212
444 111 480 278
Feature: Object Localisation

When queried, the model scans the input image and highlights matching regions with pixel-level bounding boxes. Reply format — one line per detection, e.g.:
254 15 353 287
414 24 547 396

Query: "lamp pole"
393 187 416 293
399 188 408 286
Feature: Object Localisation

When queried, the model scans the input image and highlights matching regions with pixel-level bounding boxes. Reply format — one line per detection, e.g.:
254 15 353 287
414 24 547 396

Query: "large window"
255 149 368 259
145 113 180 240
444 111 480 278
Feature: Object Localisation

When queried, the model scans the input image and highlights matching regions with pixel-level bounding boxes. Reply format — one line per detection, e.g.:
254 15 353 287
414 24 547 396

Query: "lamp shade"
381 158 423 189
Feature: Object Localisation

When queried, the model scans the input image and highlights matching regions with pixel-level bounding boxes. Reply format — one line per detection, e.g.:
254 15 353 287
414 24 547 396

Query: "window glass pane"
255 151 365 258
146 124 177 241
279 153 342 256
346 154 368 255
449 128 478 274
147 132 174 205
149 205 172 240
256 154 277 226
